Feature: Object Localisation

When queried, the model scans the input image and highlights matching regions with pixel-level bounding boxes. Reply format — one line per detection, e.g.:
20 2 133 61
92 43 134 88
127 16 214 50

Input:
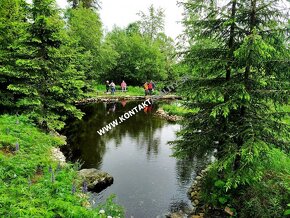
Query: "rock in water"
169 211 186 218
78 168 114 192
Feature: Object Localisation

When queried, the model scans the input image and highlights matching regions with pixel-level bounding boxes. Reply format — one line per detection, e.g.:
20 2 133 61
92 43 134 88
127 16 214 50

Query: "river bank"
76 94 182 104
0 114 124 217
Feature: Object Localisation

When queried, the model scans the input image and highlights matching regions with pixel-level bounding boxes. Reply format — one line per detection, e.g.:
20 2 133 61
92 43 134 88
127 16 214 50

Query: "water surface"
63 101 210 217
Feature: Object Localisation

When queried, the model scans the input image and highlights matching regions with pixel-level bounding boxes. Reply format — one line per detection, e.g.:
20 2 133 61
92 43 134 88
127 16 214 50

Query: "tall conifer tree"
0 0 28 109
175 0 289 215
3 0 85 129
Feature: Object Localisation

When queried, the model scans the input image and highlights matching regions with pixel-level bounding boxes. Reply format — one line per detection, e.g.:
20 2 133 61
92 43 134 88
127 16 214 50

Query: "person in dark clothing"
106 81 110 93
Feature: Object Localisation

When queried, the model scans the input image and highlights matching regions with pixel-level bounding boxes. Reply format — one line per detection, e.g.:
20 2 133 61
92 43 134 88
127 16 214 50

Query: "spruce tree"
0 0 28 109
175 0 289 215
5 0 85 129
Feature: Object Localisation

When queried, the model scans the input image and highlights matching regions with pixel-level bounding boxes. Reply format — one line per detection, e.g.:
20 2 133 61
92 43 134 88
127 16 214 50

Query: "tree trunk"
226 0 237 82
234 0 257 171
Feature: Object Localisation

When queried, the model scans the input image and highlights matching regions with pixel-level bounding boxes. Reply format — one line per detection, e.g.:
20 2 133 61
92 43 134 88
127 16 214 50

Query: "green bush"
238 148 289 218
200 148 289 218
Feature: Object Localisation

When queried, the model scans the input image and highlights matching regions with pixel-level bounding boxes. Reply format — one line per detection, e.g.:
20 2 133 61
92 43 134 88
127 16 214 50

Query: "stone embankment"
187 168 209 217
167 168 209 218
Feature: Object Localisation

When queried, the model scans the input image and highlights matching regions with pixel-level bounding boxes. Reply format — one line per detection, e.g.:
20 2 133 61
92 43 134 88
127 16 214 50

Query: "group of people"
106 80 127 95
105 80 156 96
143 81 155 96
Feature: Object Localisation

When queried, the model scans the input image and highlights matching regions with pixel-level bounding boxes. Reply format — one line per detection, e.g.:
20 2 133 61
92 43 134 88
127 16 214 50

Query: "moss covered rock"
78 168 114 192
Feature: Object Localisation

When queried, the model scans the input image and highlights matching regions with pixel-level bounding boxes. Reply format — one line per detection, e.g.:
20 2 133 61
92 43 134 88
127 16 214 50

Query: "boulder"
169 211 186 218
51 147 66 166
191 191 197 198
78 168 114 192
195 176 202 180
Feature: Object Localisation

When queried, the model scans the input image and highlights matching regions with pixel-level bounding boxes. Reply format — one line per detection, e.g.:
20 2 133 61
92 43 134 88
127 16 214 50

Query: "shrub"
200 148 289 218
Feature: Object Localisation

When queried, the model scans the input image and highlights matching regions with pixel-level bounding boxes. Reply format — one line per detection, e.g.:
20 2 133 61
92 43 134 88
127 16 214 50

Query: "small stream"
62 100 211 218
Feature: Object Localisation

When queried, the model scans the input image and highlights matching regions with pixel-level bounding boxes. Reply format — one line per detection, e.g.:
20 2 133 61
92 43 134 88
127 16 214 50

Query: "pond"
62 100 211 218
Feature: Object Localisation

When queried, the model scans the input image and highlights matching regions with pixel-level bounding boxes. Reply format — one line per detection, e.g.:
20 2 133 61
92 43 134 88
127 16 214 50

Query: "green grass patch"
0 114 124 217
161 102 199 116
91 84 145 96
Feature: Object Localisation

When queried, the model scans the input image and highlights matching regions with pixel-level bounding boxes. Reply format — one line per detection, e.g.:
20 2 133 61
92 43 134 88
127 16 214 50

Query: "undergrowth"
161 102 199 116
0 115 124 217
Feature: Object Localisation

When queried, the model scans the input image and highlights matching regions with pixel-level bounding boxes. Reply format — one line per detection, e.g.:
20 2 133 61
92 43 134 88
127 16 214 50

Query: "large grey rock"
78 168 114 192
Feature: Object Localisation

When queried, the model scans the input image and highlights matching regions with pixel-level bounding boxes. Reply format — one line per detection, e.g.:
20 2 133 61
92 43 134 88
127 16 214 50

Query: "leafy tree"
97 5 176 86
137 4 165 40
2 0 85 129
175 0 290 216
137 5 178 81
155 33 177 77
66 6 103 82
68 0 101 9
101 26 168 85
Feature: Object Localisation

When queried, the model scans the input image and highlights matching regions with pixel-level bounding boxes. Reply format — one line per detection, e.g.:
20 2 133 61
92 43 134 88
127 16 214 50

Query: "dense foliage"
0 0 28 108
101 26 168 85
65 6 103 82
0 0 176 128
0 1 178 216
0 0 85 130
100 5 176 86
174 0 290 217
1 0 289 217
0 115 124 217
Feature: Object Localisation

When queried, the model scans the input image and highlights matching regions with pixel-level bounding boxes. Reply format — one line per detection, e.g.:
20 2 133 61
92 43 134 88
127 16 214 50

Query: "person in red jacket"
148 80 155 95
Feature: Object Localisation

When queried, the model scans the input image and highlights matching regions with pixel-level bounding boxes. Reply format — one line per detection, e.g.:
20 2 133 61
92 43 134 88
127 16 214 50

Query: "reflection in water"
62 101 212 218
63 101 164 168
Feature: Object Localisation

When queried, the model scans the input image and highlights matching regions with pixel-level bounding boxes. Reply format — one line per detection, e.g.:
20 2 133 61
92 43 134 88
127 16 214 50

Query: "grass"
0 114 124 218
91 84 145 97
161 101 199 116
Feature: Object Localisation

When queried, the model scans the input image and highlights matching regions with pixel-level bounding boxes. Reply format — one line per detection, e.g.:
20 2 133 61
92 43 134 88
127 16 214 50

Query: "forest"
0 0 289 217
